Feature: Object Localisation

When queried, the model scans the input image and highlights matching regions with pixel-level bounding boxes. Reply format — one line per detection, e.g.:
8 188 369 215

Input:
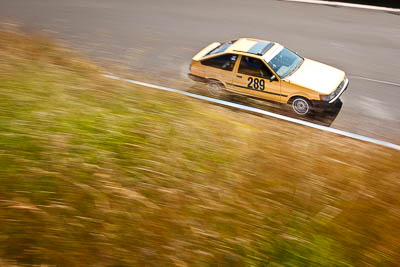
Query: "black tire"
291 97 311 116
207 81 225 97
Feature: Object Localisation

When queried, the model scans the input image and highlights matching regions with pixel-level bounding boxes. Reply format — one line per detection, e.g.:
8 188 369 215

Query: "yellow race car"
188 38 348 115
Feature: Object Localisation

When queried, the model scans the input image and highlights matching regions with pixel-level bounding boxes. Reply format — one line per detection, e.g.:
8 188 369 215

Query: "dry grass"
0 29 399 266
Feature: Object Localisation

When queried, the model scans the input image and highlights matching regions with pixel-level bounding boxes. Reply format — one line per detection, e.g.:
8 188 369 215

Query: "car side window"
201 54 238 71
238 56 273 79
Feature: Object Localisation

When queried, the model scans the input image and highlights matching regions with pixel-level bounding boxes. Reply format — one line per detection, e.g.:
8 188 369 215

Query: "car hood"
285 59 345 94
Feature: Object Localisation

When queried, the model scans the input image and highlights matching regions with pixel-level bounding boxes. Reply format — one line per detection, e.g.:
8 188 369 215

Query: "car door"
231 55 281 102
201 53 238 87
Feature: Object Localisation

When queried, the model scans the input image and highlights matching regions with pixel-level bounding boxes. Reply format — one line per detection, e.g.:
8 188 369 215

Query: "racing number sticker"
247 77 265 91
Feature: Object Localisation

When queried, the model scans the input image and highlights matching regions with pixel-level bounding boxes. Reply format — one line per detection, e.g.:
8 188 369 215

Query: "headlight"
320 76 347 101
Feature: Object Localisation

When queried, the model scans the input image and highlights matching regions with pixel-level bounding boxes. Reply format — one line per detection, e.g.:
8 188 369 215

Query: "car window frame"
237 55 276 79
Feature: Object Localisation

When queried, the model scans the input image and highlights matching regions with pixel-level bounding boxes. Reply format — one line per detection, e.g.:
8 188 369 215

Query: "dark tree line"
324 0 400 8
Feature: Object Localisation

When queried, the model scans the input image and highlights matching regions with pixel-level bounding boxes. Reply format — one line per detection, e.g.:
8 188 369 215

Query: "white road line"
103 74 400 151
349 75 400 87
283 0 400 12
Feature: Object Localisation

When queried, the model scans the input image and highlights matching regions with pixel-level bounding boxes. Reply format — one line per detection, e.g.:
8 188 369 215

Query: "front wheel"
292 97 311 115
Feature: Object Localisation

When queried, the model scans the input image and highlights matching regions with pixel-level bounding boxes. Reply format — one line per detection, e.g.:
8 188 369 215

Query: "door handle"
236 75 242 78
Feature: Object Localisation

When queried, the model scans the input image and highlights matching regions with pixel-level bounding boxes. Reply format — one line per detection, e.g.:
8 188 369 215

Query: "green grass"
0 29 399 266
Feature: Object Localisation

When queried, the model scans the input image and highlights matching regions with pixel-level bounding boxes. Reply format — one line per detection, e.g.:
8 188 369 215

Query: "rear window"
204 40 237 57
201 54 238 71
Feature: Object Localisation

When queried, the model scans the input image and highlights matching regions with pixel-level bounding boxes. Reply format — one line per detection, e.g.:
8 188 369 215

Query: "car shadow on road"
187 84 343 127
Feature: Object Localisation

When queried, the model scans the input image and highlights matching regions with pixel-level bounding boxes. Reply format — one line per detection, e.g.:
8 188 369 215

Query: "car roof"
226 38 279 57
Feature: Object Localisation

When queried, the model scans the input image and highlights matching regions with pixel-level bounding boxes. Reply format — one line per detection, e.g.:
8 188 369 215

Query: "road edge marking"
282 0 400 13
349 75 400 87
103 74 400 151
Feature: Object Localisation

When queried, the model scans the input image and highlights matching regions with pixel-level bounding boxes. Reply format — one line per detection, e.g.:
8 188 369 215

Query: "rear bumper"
187 73 208 83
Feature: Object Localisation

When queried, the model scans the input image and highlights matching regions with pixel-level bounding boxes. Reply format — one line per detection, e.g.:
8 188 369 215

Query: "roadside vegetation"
0 29 399 266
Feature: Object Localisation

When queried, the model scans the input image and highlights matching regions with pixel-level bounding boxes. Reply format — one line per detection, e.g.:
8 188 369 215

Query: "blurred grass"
0 29 399 266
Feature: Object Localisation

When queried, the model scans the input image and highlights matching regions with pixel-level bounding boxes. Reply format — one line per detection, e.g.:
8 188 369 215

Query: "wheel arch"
207 78 226 88
287 94 311 104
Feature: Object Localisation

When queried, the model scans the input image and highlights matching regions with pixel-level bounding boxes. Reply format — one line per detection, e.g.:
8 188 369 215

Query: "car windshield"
266 48 303 78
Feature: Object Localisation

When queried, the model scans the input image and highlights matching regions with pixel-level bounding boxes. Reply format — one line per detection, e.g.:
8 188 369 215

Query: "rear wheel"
207 81 224 97
292 97 311 115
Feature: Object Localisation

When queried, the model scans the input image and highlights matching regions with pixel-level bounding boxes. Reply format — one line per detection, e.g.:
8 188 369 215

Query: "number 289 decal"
247 77 265 91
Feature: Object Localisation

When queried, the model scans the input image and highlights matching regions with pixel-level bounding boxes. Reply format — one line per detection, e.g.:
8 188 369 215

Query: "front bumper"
311 98 342 112
312 78 349 111
328 76 349 104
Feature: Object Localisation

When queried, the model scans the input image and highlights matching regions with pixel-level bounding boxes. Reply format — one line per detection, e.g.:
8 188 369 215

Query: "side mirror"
269 75 276 82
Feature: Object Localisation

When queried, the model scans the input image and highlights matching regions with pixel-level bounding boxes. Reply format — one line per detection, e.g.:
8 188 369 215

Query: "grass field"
0 29 399 266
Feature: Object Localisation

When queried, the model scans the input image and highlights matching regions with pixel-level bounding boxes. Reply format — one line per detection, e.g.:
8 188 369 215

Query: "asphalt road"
1 0 399 143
